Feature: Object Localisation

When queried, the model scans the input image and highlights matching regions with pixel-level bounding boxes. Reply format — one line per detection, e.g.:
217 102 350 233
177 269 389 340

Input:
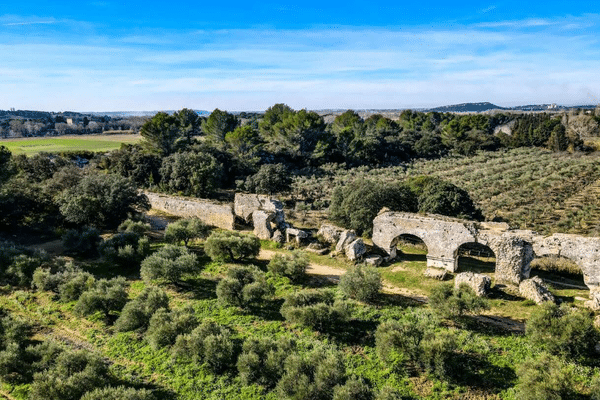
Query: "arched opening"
529 255 587 291
457 242 496 274
391 234 428 263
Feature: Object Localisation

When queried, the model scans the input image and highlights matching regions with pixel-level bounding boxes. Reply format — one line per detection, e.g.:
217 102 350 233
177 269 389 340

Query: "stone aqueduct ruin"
372 211 600 294
145 192 600 305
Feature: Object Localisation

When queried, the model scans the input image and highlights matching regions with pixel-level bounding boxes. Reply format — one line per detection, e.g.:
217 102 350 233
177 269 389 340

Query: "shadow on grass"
446 352 517 391
326 318 379 347
457 315 525 336
374 292 426 308
249 298 286 322
457 256 496 274
398 252 427 263
177 276 219 300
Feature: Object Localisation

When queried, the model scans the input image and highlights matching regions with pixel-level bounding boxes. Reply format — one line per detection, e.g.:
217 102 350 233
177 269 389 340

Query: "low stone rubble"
454 272 491 297
424 267 448 281
518 276 555 304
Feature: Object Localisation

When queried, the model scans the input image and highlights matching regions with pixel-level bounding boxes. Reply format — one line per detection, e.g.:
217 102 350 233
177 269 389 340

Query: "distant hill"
86 110 210 117
426 102 506 113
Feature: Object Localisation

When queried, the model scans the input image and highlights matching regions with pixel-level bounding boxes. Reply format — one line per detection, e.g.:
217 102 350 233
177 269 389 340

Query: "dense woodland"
0 105 599 399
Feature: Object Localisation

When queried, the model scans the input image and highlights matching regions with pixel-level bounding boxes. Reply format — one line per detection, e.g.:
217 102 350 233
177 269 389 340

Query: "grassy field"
0 134 141 155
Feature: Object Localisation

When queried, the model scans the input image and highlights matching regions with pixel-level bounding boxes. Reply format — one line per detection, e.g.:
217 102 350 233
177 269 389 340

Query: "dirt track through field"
258 249 428 302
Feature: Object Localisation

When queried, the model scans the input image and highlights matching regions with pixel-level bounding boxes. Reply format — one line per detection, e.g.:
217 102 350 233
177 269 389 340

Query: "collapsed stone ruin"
145 192 600 308
372 210 600 308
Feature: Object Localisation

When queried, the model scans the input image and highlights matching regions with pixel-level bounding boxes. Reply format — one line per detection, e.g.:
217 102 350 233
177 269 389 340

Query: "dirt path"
258 249 428 302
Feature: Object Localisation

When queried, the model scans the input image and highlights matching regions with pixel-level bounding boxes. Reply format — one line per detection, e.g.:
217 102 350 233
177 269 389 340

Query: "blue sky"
1 1 599 111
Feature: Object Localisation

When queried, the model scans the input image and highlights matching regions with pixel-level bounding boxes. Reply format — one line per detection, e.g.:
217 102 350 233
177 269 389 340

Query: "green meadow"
0 134 141 155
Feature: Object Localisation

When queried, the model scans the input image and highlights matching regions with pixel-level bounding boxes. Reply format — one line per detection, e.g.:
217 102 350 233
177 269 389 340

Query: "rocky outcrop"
234 193 284 225
317 224 345 245
454 272 491 297
519 276 555 304
585 292 600 311
252 210 275 240
286 228 308 244
365 255 383 267
145 192 235 230
345 239 366 261
272 230 285 244
336 230 357 253
424 267 448 280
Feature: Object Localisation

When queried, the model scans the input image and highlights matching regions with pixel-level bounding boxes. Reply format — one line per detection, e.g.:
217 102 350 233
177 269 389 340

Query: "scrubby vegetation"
1 105 600 399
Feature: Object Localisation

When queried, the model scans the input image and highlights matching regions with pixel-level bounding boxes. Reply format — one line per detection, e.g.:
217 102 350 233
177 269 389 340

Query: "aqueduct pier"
372 211 600 293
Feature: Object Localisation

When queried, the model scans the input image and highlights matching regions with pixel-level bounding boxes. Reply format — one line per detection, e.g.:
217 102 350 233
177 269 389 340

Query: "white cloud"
1 14 599 110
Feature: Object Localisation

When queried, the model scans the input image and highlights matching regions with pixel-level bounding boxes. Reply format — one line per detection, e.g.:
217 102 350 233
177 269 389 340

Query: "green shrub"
172 320 236 373
276 345 345 400
62 227 101 257
164 218 211 246
99 232 150 269
81 386 155 400
140 245 199 284
406 176 483 221
114 286 169 332
159 151 222 197
28 349 109 400
237 336 295 388
333 376 373 400
32 263 93 300
375 308 440 374
338 264 381 302
58 270 96 302
5 253 45 287
244 163 291 195
145 306 197 350
429 283 489 319
118 219 151 235
514 353 577 400
57 173 150 229
418 329 457 379
74 277 129 321
329 179 417 236
204 231 260 262
591 374 600 400
280 289 350 331
375 386 406 400
216 265 272 309
267 251 308 282
526 302 598 360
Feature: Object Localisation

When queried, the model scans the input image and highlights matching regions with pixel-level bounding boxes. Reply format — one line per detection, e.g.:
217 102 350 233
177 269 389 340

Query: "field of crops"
292 148 600 235
0 134 141 155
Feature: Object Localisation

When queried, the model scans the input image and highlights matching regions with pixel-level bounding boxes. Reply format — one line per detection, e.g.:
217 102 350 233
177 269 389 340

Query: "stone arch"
390 233 429 263
456 242 496 274
529 254 587 289
532 233 600 292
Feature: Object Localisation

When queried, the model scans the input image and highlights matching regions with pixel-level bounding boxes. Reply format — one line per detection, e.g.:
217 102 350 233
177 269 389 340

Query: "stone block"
252 210 274 240
336 230 357 253
345 239 366 261
272 230 285 244
286 227 308 244
424 267 448 280
234 193 285 225
365 255 383 267
585 291 600 311
317 224 345 245
145 192 235 230
518 276 555 304
454 272 491 297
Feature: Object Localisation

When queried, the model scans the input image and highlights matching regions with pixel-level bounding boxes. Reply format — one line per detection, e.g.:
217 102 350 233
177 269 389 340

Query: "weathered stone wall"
533 233 600 292
372 211 600 293
372 212 478 272
145 192 235 230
